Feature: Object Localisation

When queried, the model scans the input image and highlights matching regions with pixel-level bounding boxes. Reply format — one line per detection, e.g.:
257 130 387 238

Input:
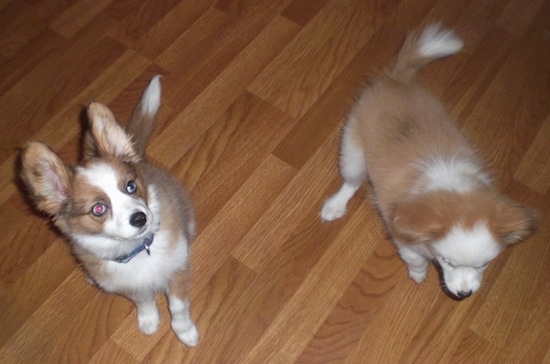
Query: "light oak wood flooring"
1 0 549 362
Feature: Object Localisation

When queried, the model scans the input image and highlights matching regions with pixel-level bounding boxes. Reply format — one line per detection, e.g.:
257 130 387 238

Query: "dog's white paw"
320 197 347 221
137 308 160 335
172 323 200 348
167 296 199 346
408 268 427 284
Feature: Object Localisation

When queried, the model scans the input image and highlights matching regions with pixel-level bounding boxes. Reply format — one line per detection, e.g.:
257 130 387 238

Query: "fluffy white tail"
126 75 162 157
388 23 463 82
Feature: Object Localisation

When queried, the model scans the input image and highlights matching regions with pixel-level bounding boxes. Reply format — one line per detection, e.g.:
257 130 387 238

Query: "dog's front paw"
173 322 199 347
137 308 160 335
408 268 427 284
321 196 347 221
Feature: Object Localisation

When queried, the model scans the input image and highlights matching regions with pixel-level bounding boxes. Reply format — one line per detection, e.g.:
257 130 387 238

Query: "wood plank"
231 126 341 272
248 0 387 119
469 229 550 347
147 14 301 167
0 0 71 58
297 241 404 362
50 0 114 38
514 114 550 195
241 202 380 363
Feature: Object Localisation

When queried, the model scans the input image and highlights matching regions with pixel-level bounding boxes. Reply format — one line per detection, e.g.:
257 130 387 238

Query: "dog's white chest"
97 232 189 293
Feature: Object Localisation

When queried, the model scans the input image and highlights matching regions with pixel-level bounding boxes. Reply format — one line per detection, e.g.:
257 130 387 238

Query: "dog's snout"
456 290 472 299
130 212 147 227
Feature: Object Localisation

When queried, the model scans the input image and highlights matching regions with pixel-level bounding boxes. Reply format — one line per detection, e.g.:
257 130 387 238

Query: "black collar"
113 235 154 264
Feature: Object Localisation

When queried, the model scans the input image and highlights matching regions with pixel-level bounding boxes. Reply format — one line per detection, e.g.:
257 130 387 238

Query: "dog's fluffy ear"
390 197 448 244
20 142 72 215
494 200 539 245
84 102 139 163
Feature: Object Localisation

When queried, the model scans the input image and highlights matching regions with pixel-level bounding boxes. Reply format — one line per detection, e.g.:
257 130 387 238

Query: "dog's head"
390 190 539 299
20 103 155 258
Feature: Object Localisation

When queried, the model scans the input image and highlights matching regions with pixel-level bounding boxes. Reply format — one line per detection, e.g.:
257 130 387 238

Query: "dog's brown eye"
91 203 108 217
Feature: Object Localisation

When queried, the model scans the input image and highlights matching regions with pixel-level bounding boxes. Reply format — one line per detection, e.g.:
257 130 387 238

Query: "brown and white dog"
321 24 538 299
20 76 199 345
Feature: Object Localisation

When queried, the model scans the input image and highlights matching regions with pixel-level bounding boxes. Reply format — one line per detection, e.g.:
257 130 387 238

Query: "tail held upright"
127 75 163 158
388 23 463 83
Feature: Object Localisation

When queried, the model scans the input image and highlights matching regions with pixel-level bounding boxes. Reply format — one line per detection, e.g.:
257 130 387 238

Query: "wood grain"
1 0 549 362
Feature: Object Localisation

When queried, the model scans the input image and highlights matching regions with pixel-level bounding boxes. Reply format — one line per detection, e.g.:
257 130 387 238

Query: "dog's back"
353 25 474 213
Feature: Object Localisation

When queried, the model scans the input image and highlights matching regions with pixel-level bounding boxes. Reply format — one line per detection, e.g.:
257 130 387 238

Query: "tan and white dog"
321 24 538 299
21 76 199 345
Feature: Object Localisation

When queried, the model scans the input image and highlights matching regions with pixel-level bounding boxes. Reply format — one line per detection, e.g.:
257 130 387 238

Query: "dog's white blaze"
435 223 500 266
78 163 151 239
433 223 501 294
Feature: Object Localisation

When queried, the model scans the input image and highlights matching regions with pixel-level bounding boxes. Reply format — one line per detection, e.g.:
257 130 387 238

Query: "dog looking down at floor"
321 24 538 299
20 76 199 346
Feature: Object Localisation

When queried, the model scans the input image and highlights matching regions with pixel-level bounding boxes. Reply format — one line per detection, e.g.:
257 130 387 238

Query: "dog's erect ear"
84 102 139 163
20 142 72 215
390 197 448 244
494 200 539 245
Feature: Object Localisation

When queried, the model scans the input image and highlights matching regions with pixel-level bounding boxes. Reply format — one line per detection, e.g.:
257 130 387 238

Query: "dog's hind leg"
321 118 366 221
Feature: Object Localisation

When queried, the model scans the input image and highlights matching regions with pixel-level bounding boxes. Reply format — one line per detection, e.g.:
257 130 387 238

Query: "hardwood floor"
1 0 549 362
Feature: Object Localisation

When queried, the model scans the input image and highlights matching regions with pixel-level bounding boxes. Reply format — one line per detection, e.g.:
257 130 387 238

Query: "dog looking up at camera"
20 76 199 346
321 24 538 299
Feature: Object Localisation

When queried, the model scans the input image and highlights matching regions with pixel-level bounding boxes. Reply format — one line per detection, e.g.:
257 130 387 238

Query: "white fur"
395 224 501 296
96 231 198 343
339 117 367 186
412 155 491 194
394 240 431 283
433 224 500 267
433 224 501 295
418 24 463 58
321 182 359 221
97 231 188 293
168 295 200 347
141 75 162 115
135 296 161 335
320 119 365 221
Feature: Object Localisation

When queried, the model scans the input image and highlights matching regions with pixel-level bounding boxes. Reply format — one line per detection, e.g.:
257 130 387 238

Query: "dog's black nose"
456 290 472 299
130 212 147 227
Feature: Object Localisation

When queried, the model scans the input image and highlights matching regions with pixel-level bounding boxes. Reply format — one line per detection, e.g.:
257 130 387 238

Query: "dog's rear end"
352 25 478 217
322 24 469 222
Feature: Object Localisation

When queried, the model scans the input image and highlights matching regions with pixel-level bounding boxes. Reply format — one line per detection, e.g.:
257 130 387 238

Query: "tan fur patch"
20 142 73 215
